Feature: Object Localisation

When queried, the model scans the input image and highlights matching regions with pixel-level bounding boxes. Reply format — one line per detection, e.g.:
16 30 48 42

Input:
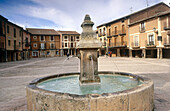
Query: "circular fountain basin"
26 72 154 111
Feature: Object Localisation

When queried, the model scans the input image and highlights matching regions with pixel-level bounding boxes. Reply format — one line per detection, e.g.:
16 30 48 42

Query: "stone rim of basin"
27 71 153 97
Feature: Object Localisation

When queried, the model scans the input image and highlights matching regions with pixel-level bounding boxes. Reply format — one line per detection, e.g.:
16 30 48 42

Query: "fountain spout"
77 14 102 85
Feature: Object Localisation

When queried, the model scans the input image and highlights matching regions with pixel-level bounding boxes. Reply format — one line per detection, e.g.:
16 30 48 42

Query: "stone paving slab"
0 57 170 111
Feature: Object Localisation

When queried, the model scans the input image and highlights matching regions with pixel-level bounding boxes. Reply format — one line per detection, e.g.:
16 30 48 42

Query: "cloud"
1 0 168 32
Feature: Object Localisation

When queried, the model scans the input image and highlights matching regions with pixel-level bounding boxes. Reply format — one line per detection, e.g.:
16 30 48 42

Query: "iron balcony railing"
145 40 155 47
107 41 127 47
112 31 119 37
131 42 140 48
139 28 145 33
164 38 170 47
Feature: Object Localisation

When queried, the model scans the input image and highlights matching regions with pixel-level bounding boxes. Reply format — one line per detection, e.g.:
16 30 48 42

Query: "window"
33 36 37 39
115 27 117 34
134 36 139 46
32 51 38 56
76 36 79 40
71 43 73 48
14 28 16 37
51 36 54 41
122 25 125 33
65 43 67 47
103 28 106 35
100 38 102 42
19 42 21 47
104 37 106 46
51 43 55 49
99 29 102 36
40 35 45 41
7 25 9 33
109 29 111 36
71 36 74 41
140 22 145 32
8 40 11 46
148 34 154 46
19 30 22 37
40 43 45 49
64 36 67 40
33 43 37 48
62 43 64 48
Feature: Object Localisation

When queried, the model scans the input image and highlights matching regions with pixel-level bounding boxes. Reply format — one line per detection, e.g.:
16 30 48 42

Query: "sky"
0 0 169 33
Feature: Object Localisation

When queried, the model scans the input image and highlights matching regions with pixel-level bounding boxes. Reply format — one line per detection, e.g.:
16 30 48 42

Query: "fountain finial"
81 14 94 28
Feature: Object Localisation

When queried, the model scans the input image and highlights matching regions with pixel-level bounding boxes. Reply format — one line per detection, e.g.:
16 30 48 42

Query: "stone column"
129 49 132 57
142 49 146 58
157 48 162 59
117 49 120 57
14 52 16 61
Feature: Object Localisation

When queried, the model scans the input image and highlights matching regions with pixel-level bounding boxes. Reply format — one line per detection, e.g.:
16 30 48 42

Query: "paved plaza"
0 57 170 111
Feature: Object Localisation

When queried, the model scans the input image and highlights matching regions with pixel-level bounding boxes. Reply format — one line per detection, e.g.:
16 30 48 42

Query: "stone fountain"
77 14 102 84
26 15 154 111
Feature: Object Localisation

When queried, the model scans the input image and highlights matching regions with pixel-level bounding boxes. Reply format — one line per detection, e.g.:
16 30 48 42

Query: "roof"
0 15 8 21
128 10 170 26
97 2 169 28
26 28 60 35
57 31 80 35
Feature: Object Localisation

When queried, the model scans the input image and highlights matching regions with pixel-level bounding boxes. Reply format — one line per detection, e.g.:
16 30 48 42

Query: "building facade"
58 31 80 56
129 3 170 58
0 15 7 62
97 2 170 58
27 28 60 58
0 15 23 62
97 25 107 56
23 30 31 60
107 18 129 57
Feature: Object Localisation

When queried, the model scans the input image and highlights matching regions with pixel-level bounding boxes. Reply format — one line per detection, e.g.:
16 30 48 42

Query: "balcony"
145 41 156 48
118 30 126 36
50 45 56 50
131 42 140 48
108 41 127 48
112 31 118 37
164 26 170 30
164 38 170 47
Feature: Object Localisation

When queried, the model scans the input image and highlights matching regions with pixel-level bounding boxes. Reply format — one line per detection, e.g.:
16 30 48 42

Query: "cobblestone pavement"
0 57 169 111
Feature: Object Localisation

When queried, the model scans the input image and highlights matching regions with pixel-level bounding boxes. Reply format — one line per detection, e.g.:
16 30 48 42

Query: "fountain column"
77 14 102 84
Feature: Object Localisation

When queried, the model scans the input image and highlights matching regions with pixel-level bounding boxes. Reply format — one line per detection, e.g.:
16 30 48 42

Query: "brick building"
27 28 60 58
23 30 31 60
58 31 80 56
97 2 170 58
0 15 23 62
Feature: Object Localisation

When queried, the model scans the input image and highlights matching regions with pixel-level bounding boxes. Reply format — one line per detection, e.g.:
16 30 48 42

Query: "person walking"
67 52 70 60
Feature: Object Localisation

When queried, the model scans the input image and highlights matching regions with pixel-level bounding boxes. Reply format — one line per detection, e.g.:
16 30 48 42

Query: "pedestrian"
110 51 112 57
106 52 108 57
108 51 110 57
67 52 69 60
